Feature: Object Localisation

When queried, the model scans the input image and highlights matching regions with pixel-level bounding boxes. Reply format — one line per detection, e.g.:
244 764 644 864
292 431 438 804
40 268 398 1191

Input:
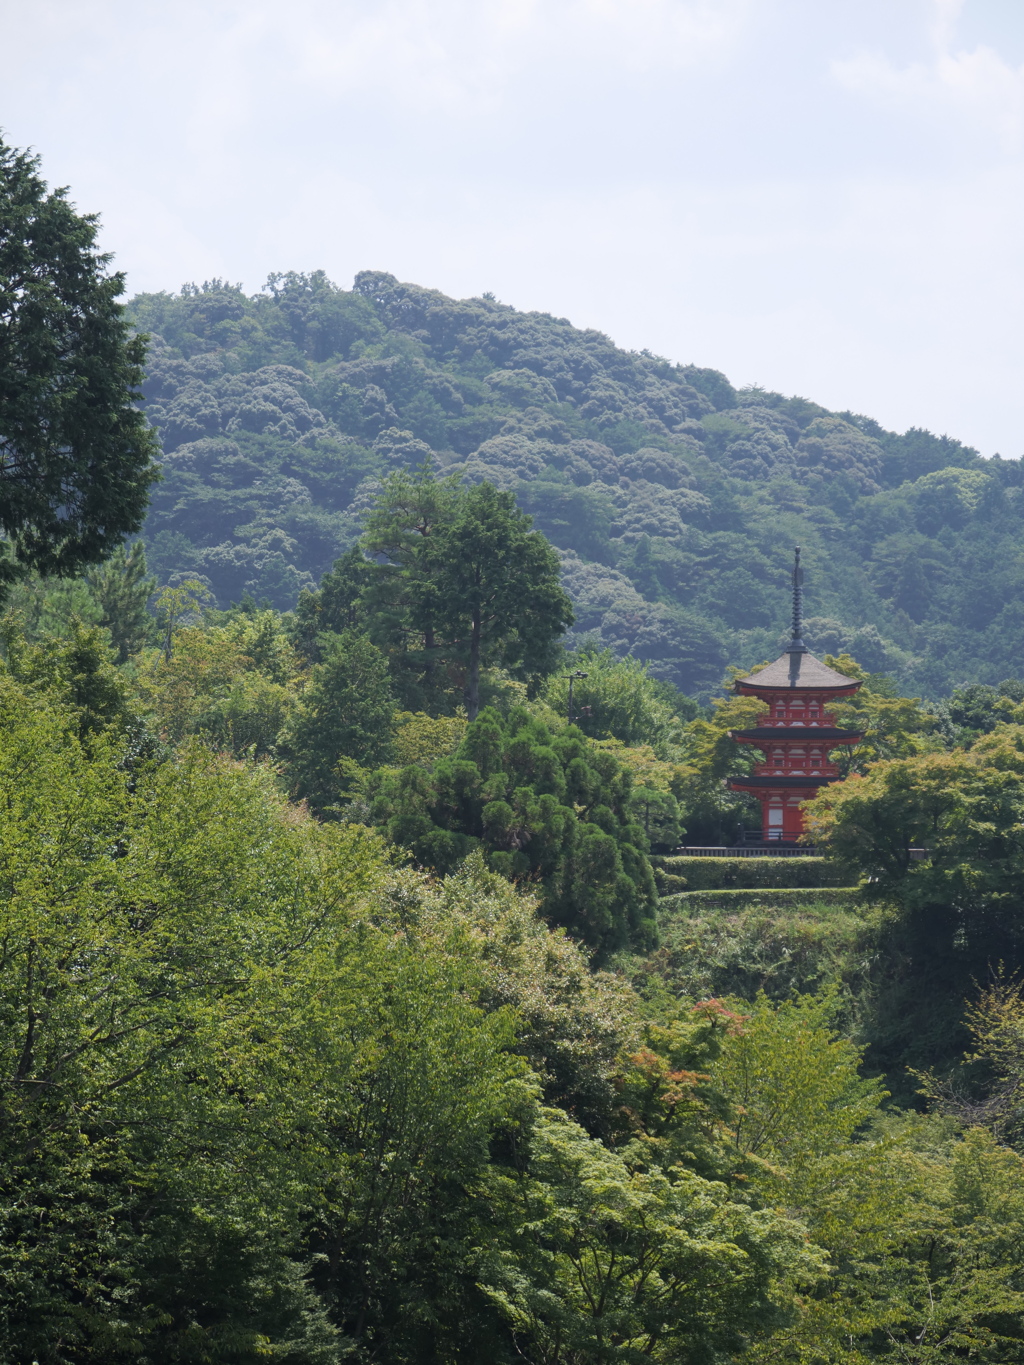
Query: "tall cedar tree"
360 467 461 710
360 470 573 717
0 138 160 591
431 482 573 719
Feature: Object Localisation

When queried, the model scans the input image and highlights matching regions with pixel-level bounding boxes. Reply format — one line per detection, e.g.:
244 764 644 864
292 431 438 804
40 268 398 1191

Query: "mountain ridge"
129 269 1018 699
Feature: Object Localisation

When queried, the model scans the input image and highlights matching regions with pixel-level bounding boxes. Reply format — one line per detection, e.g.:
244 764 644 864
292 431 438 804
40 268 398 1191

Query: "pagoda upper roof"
735 649 861 694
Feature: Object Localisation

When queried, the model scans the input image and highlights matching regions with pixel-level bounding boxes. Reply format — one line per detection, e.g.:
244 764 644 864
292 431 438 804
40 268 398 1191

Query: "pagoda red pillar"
727 549 863 844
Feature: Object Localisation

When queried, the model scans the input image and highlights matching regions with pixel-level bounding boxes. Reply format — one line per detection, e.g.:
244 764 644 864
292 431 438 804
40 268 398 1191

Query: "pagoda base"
728 778 823 844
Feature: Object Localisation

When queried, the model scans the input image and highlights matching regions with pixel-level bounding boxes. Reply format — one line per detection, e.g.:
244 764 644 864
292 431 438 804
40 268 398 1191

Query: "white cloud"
275 0 751 114
832 0 1024 152
5 0 1024 455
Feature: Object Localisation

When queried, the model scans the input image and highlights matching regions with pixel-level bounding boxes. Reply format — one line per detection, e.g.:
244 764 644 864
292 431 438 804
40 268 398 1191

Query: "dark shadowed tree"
0 138 160 593
283 630 395 811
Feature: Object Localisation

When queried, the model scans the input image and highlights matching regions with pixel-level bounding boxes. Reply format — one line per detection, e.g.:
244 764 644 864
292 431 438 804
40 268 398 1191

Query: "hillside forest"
124 270 1023 701
10 251 1024 1363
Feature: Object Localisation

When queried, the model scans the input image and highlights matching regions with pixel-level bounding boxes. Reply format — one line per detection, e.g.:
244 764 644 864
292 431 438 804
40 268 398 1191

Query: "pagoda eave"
736 678 860 698
730 726 863 745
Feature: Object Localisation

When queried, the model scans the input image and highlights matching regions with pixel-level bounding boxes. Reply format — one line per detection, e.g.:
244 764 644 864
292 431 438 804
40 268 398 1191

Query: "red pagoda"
728 548 863 844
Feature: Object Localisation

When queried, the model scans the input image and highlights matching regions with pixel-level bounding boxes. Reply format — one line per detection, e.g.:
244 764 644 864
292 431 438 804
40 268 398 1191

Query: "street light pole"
566 669 588 724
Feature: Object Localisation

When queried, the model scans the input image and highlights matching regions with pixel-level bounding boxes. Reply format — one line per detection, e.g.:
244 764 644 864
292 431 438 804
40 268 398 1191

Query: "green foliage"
283 629 394 810
291 543 374 662
0 137 160 590
427 480 573 719
1 612 130 738
0 684 383 1358
5 571 107 637
370 706 658 955
357 464 463 708
659 886 860 910
480 1107 821 1363
16 251 1024 1357
392 707 467 765
379 854 641 1134
809 728 1024 905
824 650 941 773
9 613 1024 1355
132 616 297 756
153 576 213 657
0 678 836 1361
708 999 1024 1364
542 646 686 748
934 676 1024 743
660 884 862 906
630 897 870 1004
291 468 573 718
806 731 1024 1079
712 992 887 1186
670 688 764 843
86 539 157 660
915 975 1024 1142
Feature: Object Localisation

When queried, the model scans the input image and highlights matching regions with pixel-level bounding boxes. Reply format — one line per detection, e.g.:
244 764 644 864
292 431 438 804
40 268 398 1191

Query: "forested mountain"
129 270 1021 700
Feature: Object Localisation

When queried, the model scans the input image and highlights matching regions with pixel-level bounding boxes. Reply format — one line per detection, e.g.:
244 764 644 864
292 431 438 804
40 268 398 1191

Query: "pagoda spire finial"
789 546 808 653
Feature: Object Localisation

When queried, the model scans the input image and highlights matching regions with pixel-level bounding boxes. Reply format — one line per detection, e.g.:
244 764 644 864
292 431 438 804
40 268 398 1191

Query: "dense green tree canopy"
13 227 1024 1360
370 705 658 955
0 673 835 1362
291 467 572 718
0 138 159 589
9 556 1024 1357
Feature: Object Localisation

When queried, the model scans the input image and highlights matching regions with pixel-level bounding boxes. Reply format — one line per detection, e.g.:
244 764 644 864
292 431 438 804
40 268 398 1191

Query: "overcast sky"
3 0 1024 456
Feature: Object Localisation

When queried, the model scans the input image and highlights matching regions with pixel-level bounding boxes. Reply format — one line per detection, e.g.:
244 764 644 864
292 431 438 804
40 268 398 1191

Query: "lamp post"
566 670 588 724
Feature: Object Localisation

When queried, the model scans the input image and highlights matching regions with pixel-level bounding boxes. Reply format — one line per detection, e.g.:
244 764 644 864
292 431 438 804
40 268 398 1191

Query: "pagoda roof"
735 650 861 694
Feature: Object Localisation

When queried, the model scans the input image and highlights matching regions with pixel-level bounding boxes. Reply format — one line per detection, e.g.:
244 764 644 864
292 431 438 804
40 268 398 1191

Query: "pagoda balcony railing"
756 716 838 728
751 766 842 780
675 843 820 857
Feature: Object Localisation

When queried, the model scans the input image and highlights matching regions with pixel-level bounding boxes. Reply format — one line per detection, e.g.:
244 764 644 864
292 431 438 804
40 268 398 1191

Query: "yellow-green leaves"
711 992 886 1197
824 651 939 774
480 1108 824 1364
